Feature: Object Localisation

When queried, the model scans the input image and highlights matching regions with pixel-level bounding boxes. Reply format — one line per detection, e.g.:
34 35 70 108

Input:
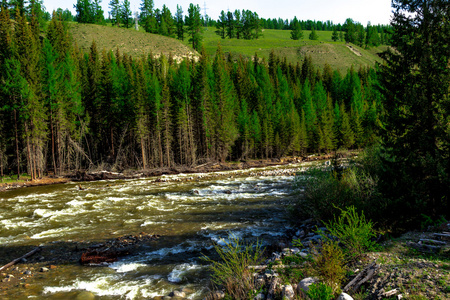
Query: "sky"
42 0 393 26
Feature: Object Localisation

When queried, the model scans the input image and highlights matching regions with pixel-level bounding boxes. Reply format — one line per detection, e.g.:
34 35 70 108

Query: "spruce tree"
175 5 184 40
380 0 450 220
187 4 202 51
121 0 132 28
109 0 120 27
140 0 156 33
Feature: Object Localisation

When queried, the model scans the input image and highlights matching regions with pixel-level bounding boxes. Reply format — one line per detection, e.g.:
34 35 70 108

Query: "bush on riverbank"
292 150 382 225
202 236 265 299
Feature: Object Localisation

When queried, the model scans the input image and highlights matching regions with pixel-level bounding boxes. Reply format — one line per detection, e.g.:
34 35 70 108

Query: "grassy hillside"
68 23 384 72
190 27 385 72
68 22 197 61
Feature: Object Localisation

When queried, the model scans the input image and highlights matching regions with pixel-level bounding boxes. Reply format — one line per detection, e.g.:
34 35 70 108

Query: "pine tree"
74 0 94 23
331 26 339 41
109 0 121 27
212 44 238 161
290 17 303 40
215 10 226 39
121 0 132 28
175 5 184 41
380 0 450 220
309 28 319 40
140 0 156 33
187 4 202 51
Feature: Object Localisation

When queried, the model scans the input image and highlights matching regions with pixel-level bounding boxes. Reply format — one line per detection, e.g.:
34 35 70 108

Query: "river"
0 162 313 299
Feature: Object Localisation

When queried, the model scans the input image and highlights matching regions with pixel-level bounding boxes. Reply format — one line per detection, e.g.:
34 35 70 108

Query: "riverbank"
0 152 351 192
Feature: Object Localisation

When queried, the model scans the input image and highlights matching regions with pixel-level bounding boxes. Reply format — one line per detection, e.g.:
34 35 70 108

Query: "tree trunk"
14 108 20 180
50 113 57 175
24 124 34 181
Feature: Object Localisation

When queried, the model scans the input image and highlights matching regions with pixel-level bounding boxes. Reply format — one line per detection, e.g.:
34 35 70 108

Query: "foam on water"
31 227 80 239
167 263 203 283
43 275 161 300
109 261 147 273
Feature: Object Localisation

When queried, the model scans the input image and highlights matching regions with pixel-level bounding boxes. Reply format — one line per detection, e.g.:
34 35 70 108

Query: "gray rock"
337 292 354 300
23 270 32 275
75 291 95 300
297 277 318 295
40 267 49 272
169 290 186 298
281 284 295 300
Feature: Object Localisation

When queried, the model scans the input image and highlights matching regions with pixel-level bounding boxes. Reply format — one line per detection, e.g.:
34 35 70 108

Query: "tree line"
0 6 383 180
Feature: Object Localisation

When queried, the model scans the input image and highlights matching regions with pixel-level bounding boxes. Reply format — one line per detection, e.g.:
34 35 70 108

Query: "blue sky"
43 0 392 25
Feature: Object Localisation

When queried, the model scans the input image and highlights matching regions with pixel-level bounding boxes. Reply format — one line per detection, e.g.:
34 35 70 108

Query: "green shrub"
311 240 346 293
305 282 334 300
293 161 381 223
201 236 264 300
324 206 377 261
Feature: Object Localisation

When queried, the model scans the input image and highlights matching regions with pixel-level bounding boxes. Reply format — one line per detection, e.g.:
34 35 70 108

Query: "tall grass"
201 236 264 299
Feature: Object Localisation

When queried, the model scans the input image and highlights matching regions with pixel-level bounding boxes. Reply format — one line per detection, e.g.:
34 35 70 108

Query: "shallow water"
0 163 312 299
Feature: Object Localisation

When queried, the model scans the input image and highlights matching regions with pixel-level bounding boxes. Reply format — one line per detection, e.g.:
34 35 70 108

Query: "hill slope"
69 23 384 71
193 27 384 72
68 22 197 61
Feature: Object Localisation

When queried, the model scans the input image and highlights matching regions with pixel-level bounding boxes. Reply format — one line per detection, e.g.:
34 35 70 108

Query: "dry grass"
68 22 197 61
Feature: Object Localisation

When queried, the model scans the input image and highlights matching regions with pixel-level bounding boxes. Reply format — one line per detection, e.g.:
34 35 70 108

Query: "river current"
0 163 312 299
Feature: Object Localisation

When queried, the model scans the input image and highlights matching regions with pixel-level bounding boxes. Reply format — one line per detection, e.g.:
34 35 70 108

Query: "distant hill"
68 22 198 62
69 23 384 71
191 27 385 72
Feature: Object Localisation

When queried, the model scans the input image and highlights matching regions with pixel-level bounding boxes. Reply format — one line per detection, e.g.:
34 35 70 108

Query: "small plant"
310 240 346 293
305 282 334 300
201 235 264 300
324 206 376 261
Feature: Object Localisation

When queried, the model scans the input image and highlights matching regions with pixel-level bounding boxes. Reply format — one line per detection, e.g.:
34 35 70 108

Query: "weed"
201 235 264 300
324 206 377 261
310 240 346 293
305 282 334 300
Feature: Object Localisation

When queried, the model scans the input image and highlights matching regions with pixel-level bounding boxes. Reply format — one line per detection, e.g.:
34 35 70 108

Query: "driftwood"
433 233 450 240
383 288 399 297
407 241 441 253
247 264 303 270
419 239 447 245
266 276 281 300
0 247 42 272
343 261 379 292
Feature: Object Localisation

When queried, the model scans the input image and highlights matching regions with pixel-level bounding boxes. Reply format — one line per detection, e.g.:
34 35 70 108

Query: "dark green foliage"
379 0 450 226
74 0 104 24
290 17 303 40
175 5 184 41
186 3 202 51
121 0 132 29
331 27 339 42
309 28 319 40
0 4 385 176
109 0 120 27
139 0 156 33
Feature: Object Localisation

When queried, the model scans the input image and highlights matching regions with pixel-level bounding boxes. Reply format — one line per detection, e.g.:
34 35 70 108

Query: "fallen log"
419 239 447 245
247 264 303 270
433 233 450 240
0 247 42 272
343 261 378 292
407 241 441 253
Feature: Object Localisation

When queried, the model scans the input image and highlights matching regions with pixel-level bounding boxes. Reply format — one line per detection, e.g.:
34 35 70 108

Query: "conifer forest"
0 5 383 180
